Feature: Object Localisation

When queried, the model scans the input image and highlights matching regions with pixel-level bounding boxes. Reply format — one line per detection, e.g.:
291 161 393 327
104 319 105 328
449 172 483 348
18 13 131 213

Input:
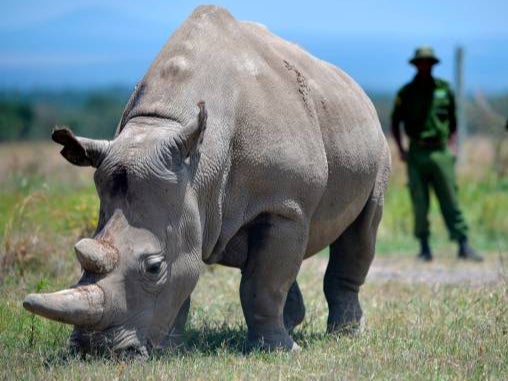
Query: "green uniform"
392 76 468 241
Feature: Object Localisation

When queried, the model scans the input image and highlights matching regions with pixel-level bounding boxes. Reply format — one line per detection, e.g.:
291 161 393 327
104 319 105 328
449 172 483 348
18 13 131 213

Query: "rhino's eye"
141 254 168 292
147 262 161 274
143 255 166 278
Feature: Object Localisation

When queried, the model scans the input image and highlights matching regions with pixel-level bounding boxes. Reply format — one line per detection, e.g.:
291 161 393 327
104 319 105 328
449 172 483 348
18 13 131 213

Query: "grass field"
0 138 507 380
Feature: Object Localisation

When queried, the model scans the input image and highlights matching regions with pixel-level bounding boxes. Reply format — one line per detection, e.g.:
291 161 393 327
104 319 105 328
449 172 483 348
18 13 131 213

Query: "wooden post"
454 46 466 163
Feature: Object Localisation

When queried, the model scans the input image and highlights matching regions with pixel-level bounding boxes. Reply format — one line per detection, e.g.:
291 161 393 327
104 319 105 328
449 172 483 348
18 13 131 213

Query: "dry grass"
0 141 94 189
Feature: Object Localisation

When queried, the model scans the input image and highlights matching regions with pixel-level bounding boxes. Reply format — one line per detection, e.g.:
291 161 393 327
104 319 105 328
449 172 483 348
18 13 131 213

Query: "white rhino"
23 5 390 354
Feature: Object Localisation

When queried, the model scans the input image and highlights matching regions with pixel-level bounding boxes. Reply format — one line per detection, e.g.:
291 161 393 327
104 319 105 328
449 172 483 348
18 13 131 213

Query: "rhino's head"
23 103 207 355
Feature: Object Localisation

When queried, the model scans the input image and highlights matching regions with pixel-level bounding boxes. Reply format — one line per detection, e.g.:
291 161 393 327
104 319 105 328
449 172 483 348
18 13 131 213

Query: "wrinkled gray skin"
23 5 390 355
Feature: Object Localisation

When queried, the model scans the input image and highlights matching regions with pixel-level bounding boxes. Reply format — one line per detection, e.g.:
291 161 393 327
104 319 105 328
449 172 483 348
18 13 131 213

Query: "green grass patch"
1 265 506 380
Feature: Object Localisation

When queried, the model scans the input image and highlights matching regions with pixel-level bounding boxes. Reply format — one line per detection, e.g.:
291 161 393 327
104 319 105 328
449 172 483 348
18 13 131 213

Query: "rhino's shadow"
169 326 248 355
163 326 329 356
42 327 330 366
41 326 248 366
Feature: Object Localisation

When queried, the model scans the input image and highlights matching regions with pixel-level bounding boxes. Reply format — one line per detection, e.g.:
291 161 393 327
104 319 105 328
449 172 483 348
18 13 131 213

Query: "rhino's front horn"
75 238 118 274
23 285 104 326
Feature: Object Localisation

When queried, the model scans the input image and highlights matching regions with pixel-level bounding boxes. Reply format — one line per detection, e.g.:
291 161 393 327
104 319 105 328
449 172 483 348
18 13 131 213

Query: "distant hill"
1 5 507 94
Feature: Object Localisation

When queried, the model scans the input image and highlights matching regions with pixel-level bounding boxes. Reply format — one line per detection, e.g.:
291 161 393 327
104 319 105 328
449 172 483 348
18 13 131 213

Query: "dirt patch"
367 255 506 286
306 253 507 287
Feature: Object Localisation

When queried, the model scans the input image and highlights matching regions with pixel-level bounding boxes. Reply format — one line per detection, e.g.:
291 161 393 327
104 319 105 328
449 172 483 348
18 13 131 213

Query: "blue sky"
1 0 507 93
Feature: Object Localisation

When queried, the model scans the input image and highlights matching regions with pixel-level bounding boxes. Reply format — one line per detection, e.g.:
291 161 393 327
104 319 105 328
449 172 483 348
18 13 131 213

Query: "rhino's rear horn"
75 238 119 274
52 127 110 168
23 285 104 326
177 101 207 159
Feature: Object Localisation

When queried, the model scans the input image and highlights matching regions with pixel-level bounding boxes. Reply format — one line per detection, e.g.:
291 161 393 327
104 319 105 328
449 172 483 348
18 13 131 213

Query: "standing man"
391 46 482 262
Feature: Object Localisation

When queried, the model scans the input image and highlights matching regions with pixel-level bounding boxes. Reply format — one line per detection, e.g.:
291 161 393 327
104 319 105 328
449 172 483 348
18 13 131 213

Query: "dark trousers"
407 144 468 241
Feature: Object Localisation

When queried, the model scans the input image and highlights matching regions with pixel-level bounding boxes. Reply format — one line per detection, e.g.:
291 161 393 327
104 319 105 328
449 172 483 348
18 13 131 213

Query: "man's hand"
399 149 408 162
391 119 407 162
448 133 458 155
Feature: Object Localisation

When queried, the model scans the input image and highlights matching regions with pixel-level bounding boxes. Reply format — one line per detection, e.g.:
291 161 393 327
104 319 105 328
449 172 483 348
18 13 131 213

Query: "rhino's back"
120 6 388 257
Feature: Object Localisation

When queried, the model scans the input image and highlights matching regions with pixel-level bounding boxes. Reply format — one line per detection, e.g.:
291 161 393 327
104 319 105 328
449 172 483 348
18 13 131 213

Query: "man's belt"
412 137 445 149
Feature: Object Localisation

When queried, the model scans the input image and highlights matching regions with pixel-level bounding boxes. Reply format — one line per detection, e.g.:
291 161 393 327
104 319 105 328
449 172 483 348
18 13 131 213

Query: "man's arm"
391 94 407 161
447 88 458 150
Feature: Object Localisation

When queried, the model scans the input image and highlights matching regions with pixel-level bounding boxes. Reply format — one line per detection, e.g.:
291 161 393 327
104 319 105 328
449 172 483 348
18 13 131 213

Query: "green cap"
409 46 440 65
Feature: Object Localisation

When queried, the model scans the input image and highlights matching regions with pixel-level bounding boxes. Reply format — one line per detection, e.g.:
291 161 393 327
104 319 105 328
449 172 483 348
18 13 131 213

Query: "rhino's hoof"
327 316 366 337
244 334 296 353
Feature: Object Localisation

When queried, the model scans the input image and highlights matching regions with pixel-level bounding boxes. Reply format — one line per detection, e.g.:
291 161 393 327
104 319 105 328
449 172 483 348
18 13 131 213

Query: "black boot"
417 238 433 262
458 238 483 262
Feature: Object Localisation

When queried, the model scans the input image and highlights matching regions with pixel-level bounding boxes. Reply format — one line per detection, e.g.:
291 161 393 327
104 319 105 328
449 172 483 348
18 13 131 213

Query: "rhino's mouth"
69 326 148 357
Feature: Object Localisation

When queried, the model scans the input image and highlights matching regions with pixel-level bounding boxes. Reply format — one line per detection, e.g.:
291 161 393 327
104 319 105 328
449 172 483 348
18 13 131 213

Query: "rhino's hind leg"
324 196 383 335
240 214 307 352
283 281 305 331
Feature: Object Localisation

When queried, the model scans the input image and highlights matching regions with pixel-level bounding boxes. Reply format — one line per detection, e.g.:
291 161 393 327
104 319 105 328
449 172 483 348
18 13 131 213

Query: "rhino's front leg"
240 214 306 352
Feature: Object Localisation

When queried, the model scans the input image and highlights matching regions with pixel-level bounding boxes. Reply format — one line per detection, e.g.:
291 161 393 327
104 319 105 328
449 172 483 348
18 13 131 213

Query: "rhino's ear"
52 127 110 168
176 101 207 160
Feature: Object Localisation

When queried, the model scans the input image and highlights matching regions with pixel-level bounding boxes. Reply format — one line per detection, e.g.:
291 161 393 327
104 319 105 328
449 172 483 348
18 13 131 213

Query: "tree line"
0 87 507 141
